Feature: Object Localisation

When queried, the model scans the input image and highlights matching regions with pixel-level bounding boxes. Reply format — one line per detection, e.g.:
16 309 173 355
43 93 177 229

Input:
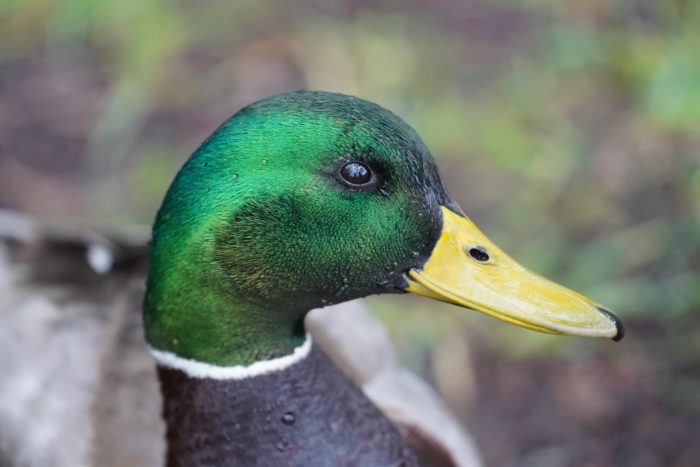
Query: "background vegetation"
1 1 698 465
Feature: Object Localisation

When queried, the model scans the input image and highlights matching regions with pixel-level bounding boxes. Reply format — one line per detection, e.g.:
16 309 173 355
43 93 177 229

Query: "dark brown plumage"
159 345 418 467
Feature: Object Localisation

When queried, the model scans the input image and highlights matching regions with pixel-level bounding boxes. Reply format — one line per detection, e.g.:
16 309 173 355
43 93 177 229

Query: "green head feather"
145 91 455 365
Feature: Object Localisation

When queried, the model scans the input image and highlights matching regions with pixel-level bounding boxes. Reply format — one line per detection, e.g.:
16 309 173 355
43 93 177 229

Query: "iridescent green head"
145 91 622 367
145 91 454 365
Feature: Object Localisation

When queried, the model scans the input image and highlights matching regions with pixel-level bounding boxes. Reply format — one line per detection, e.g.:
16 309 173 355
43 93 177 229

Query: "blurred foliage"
1 1 699 463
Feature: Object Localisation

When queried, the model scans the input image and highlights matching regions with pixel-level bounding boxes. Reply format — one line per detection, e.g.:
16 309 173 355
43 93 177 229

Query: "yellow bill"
406 206 623 341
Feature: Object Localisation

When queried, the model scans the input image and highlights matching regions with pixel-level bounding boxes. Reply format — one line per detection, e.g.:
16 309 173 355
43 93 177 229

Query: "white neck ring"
149 334 312 380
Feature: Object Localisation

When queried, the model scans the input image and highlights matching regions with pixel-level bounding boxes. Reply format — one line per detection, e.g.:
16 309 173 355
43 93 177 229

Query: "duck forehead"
237 91 421 152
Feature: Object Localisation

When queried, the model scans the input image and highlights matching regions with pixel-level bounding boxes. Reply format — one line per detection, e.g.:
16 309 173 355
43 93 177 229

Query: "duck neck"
144 258 309 366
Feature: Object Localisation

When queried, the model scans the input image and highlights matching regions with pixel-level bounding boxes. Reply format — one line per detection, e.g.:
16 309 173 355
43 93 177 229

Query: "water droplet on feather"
281 412 296 425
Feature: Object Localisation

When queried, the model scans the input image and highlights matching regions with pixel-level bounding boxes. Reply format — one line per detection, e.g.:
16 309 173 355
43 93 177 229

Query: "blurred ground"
1 1 699 466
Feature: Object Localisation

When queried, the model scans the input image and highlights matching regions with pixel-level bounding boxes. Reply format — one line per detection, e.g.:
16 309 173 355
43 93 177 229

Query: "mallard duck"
143 90 623 466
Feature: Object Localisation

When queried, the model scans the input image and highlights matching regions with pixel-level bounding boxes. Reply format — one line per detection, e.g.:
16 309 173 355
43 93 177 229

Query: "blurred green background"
1 0 699 465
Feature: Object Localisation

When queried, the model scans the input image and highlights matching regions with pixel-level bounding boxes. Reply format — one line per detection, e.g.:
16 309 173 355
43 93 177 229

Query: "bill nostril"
467 246 490 262
597 306 625 342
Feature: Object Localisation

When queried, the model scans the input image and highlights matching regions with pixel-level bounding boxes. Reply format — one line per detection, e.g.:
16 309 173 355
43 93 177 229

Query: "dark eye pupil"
339 162 373 186
468 246 490 262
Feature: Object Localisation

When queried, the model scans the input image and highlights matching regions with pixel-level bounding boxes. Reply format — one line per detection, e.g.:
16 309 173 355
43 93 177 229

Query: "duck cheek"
358 231 435 294
391 206 443 272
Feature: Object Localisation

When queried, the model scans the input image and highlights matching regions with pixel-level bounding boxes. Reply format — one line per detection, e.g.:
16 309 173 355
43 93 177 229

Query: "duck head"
145 91 622 367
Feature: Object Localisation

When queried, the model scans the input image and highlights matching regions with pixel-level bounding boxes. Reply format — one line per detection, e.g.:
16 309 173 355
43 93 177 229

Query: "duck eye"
467 246 490 262
338 161 374 187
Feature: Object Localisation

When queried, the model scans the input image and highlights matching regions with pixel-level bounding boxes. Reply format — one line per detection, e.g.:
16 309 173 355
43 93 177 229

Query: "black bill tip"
597 306 624 342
